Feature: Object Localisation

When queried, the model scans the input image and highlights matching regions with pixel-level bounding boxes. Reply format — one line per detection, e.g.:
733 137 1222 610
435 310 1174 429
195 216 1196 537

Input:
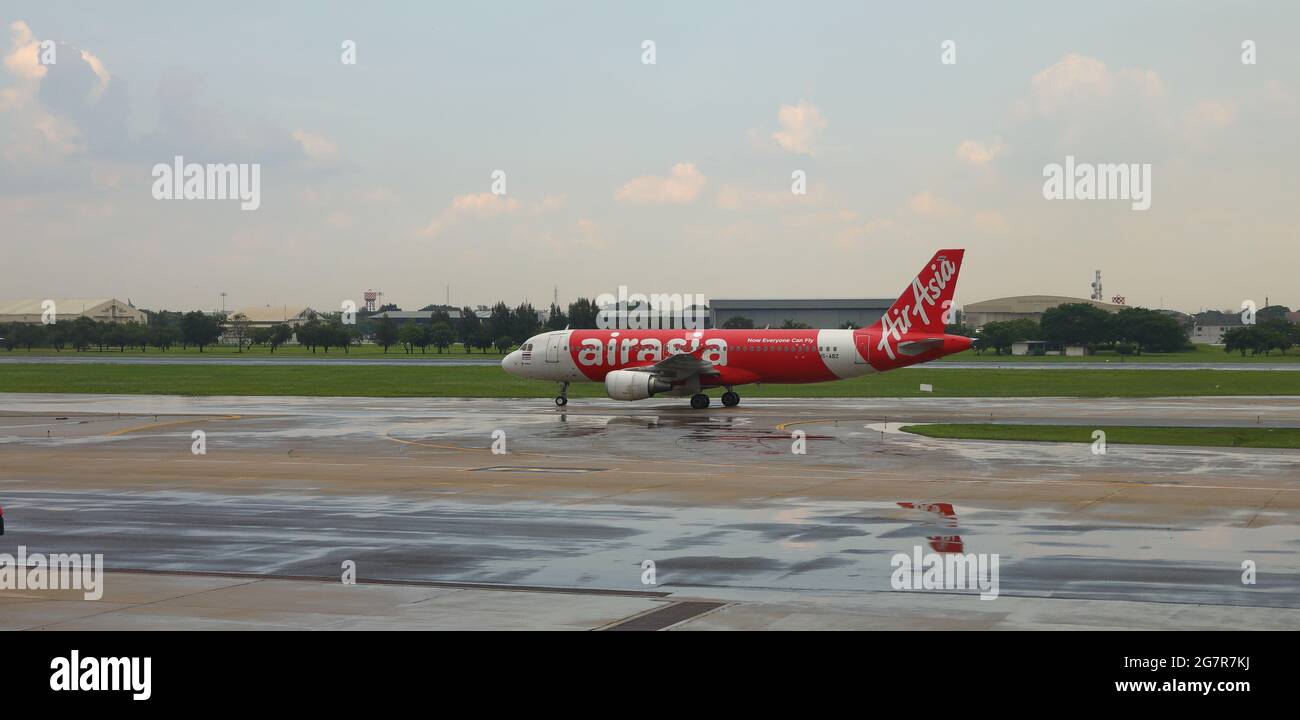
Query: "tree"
398 321 421 354
431 322 455 353
567 298 599 329
374 316 397 353
1109 308 1188 354
226 313 253 352
270 324 293 353
978 319 1039 355
1040 303 1111 351
721 316 755 329
297 319 323 352
328 320 356 353
488 302 513 343
1222 326 1263 356
151 324 179 351
545 303 568 331
414 325 432 354
181 311 222 352
494 335 514 354
457 307 482 353
512 303 540 342
780 319 811 329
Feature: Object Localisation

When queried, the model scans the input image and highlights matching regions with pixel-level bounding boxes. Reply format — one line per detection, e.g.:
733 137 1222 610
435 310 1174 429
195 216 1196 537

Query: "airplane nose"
501 350 520 376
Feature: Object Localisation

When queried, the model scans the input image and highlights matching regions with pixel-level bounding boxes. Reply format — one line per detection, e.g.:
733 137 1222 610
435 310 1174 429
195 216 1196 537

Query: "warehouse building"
0 298 146 325
962 295 1124 329
710 298 893 329
227 305 320 330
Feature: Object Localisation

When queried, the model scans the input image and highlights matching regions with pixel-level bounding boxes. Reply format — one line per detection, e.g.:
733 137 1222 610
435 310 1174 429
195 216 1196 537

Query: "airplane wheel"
721 391 740 407
690 393 710 410
555 396 567 407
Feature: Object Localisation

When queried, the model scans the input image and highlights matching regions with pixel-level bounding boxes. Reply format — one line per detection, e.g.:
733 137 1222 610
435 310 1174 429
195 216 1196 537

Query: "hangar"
710 298 893 329
0 298 146 325
962 295 1124 329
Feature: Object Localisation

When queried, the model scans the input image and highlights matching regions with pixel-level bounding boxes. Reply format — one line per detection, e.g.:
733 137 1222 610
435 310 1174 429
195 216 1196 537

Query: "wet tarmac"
1 393 1297 629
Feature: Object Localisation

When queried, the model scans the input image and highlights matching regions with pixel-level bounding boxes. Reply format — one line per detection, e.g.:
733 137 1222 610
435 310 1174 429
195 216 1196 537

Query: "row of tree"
1222 320 1298 356
964 304 1196 355
1 312 224 352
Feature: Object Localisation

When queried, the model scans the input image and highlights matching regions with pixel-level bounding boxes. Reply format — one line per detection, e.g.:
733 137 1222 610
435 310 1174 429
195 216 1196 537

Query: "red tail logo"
870 249 964 361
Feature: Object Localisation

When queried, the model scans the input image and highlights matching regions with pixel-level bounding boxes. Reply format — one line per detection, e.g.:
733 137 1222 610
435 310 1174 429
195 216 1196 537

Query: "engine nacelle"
604 370 672 401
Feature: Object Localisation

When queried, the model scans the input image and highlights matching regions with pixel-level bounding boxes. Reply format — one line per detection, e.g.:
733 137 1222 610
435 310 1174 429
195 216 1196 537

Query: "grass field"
902 423 1300 449
1 364 1298 398
935 344 1300 363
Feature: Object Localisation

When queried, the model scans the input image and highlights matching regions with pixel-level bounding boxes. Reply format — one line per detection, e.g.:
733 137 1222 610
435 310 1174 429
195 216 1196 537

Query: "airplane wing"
630 351 719 382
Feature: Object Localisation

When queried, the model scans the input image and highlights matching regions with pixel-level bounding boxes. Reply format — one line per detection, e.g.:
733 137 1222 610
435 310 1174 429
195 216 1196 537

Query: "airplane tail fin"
872 249 964 335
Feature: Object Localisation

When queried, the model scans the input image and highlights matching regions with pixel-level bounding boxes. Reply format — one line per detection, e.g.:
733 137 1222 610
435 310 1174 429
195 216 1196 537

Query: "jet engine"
604 370 673 401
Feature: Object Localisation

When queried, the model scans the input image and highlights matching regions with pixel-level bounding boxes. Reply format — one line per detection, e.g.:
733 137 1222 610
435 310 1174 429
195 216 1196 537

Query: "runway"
2 393 1298 629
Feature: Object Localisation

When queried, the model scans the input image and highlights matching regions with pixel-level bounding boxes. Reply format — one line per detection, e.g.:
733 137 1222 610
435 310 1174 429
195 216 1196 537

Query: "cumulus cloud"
907 190 955 217
3 21 46 80
956 138 1006 166
422 192 521 236
1184 100 1235 136
292 129 342 166
715 183 816 210
615 162 705 204
772 100 826 155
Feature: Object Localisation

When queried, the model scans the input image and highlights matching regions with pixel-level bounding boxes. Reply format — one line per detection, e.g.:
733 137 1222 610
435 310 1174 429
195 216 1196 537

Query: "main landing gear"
555 382 569 407
690 389 741 410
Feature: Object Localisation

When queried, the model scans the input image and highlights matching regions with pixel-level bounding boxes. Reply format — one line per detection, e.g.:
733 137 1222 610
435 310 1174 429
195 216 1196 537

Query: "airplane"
502 248 972 409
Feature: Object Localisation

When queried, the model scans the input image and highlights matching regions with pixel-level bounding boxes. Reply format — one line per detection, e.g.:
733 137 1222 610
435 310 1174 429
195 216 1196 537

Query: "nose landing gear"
555 382 569 407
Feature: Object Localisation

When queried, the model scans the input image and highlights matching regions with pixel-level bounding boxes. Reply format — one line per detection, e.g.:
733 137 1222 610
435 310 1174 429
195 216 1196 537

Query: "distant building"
368 309 490 327
963 295 1124 329
0 298 146 325
1190 310 1243 345
710 299 893 330
227 305 320 330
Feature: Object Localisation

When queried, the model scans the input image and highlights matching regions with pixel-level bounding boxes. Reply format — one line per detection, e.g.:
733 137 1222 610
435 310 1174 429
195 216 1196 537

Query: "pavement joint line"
1243 489 1282 529
22 577 266 632
105 414 242 437
97 568 674 598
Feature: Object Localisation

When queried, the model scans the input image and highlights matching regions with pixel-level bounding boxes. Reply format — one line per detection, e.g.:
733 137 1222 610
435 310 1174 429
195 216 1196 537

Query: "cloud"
615 162 705 205
772 100 826 155
422 192 521 236
715 183 816 210
971 210 1008 233
3 21 46 81
907 190 955 217
532 195 565 212
955 138 1006 166
292 129 342 166
1184 100 1235 136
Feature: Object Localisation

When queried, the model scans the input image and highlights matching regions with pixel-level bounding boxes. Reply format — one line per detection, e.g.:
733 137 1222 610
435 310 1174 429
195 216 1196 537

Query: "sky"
2 1 1298 315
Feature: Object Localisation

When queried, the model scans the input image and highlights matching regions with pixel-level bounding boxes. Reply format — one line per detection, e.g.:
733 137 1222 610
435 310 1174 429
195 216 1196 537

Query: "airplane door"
855 335 870 364
546 334 561 363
